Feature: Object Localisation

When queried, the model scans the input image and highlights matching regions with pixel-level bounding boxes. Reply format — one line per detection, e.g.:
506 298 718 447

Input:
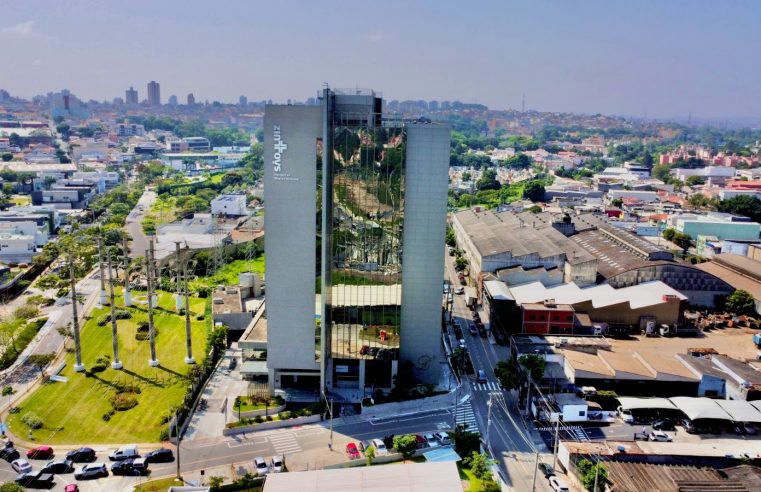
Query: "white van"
617 406 634 424
109 444 139 461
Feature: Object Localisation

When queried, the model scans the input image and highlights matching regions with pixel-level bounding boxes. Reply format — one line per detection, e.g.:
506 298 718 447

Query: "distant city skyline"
1 0 760 120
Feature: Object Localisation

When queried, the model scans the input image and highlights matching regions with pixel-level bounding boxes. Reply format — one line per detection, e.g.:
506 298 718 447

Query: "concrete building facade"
264 88 449 399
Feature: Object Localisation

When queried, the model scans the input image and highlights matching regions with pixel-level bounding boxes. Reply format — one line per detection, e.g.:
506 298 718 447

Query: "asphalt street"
124 189 157 258
445 252 554 491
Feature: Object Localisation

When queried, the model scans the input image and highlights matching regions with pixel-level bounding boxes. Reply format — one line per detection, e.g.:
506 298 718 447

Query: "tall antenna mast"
147 240 159 367
69 251 85 372
108 253 123 369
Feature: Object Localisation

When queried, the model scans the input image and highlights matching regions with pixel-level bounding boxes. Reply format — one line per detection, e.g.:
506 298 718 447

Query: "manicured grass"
134 476 186 492
191 257 265 291
10 195 30 206
7 289 208 444
460 466 486 491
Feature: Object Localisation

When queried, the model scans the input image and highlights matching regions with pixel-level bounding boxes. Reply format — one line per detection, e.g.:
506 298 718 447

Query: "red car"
414 434 427 449
65 484 80 492
27 446 54 460
345 442 361 460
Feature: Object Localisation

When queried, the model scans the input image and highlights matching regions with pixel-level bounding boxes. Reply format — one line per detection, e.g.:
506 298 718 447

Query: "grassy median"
7 289 208 444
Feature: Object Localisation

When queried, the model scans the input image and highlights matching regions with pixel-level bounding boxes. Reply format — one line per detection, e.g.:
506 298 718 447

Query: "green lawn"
7 289 208 444
134 477 186 492
459 465 486 491
10 195 31 206
191 257 265 291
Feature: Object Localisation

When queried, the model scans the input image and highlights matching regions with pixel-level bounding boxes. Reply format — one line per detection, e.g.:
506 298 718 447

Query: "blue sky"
1 0 759 119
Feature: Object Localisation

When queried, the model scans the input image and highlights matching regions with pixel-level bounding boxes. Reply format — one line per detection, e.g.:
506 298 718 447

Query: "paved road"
445 252 554 491
125 189 157 257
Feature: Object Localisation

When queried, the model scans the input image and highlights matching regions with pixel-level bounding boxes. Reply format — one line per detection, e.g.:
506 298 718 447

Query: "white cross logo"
274 141 288 153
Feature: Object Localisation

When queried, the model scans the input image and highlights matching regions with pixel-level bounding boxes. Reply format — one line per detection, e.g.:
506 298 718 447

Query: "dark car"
652 419 676 431
477 325 487 338
15 471 55 488
493 332 506 345
538 462 555 478
144 448 174 463
66 447 96 463
41 459 74 474
27 446 54 460
110 459 149 476
468 323 478 336
0 446 20 462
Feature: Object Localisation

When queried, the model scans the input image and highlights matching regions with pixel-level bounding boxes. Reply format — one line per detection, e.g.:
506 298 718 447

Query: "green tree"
662 228 677 242
717 195 761 223
518 354 546 382
577 459 608 492
464 451 494 480
28 353 55 376
1 153 11 162
8 133 22 148
611 198 623 208
686 175 705 186
476 168 500 191
0 483 25 492
445 228 456 247
461 171 472 182
209 476 225 489
725 290 755 315
523 180 545 202
455 256 468 271
673 232 692 251
452 426 480 457
393 434 418 461
651 163 671 182
494 359 521 390
365 445 375 466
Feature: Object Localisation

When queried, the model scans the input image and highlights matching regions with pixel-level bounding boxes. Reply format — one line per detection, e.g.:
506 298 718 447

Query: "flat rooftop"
211 286 243 314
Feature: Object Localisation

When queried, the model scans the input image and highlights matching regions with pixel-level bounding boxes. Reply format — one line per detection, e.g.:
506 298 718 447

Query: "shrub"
111 393 139 411
158 428 170 441
90 354 111 373
114 309 132 320
253 415 264 424
8 406 20 414
55 287 69 298
135 321 155 340
102 413 111 421
13 305 39 320
196 315 205 321
21 412 43 429
266 415 273 422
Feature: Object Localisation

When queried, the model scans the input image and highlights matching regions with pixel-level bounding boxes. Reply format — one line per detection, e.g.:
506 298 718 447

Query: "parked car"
458 339 466 350
617 406 634 424
359 345 369 355
0 447 20 462
15 471 54 488
254 457 269 476
27 446 54 460
143 448 174 463
371 438 388 455
744 423 757 435
345 443 361 460
111 458 148 476
649 430 673 442
109 444 139 461
434 431 451 446
414 434 428 449
680 419 696 433
424 433 439 448
271 455 284 473
468 323 478 336
454 286 465 295
65 447 96 463
74 463 108 480
652 419 676 431
64 484 79 492
12 458 32 474
549 476 570 492
41 459 74 474
538 462 554 478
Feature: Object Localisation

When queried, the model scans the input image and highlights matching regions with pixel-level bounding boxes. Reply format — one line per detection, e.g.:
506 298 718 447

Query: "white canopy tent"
616 397 677 411
669 397 732 421
714 400 761 424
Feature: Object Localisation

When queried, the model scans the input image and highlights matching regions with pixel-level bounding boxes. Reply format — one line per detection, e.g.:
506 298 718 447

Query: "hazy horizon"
1 0 760 120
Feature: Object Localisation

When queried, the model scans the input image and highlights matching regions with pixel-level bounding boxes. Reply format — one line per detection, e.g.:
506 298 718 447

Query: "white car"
75 462 108 479
371 438 388 455
454 286 465 295
254 456 268 476
11 459 32 474
649 430 673 442
424 433 439 448
271 455 284 473
549 476 569 492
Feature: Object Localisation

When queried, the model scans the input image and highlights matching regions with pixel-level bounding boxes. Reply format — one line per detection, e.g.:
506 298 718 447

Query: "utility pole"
69 252 85 372
322 390 334 450
552 416 560 470
122 235 132 307
524 372 532 417
182 245 195 364
531 451 539 491
485 393 493 456
107 254 123 369
97 236 107 305
174 409 182 480
146 243 159 367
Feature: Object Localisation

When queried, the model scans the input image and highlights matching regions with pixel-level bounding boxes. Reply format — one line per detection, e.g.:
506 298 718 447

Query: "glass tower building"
264 88 449 400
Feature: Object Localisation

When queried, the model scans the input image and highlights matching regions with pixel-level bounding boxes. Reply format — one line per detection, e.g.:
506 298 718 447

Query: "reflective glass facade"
323 112 406 386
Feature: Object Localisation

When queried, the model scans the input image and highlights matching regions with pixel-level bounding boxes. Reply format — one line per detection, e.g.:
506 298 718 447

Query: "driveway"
125 190 157 258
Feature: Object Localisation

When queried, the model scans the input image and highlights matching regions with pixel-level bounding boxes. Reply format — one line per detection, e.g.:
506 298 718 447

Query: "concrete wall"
400 123 450 384
264 105 322 375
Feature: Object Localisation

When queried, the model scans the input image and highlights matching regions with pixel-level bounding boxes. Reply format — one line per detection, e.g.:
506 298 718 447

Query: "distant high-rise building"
239 95 248 107
125 86 138 106
168 95 178 106
186 93 195 105
113 97 124 106
147 81 161 106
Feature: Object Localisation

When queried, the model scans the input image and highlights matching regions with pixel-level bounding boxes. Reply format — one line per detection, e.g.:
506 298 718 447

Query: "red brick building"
521 301 575 334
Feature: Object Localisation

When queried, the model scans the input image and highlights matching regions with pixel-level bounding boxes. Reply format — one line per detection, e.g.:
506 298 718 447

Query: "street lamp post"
182 246 195 364
69 252 85 372
485 393 493 455
107 255 123 369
